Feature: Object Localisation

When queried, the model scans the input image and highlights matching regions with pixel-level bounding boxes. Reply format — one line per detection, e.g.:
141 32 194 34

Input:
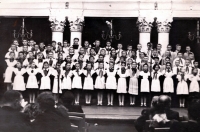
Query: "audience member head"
2 90 24 111
60 91 75 106
151 96 159 108
157 95 171 111
36 92 55 111
188 99 200 123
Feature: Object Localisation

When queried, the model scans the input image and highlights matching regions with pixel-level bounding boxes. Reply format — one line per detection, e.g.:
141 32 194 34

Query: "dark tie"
158 51 160 55
31 70 34 73
153 72 157 79
99 69 103 78
186 66 189 73
177 67 179 74
49 59 53 66
76 70 79 75
44 70 48 76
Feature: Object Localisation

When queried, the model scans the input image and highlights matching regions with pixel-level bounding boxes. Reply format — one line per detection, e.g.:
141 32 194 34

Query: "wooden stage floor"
82 106 187 120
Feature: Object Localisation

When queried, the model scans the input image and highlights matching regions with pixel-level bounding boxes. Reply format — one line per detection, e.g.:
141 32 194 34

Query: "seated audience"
60 91 84 113
0 90 31 132
135 95 179 132
32 92 71 132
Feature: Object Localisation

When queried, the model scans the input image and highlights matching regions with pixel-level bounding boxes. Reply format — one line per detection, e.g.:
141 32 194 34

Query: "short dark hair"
37 92 55 110
60 91 75 105
2 90 21 103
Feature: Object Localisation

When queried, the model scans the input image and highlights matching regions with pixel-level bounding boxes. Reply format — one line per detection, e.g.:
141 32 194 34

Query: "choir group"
3 38 200 107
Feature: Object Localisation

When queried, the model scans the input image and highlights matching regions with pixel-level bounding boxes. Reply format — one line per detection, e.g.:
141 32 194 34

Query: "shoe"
107 103 111 106
144 103 146 107
183 104 185 108
141 103 143 106
180 104 182 108
110 103 113 106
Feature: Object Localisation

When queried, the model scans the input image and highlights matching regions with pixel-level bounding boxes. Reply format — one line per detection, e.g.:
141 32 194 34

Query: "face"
194 62 198 67
23 46 28 51
154 65 159 71
137 44 142 50
154 58 159 64
176 45 181 51
74 39 79 45
78 55 83 61
132 62 137 68
189 54 194 60
157 45 161 50
84 41 89 47
152 51 157 56
57 45 63 51
167 46 172 51
122 51 126 56
22 40 28 45
10 53 15 58
165 58 170 63
140 53 145 58
13 40 19 46
66 56 71 62
58 54 63 59
11 45 16 51
185 60 190 66
117 44 122 49
31 62 36 68
65 64 71 70
69 48 74 54
111 50 116 56
34 45 39 51
109 63 114 69
147 44 151 49
75 64 80 69
143 57 148 62
29 52 34 57
95 40 100 46
127 46 132 51
109 57 114 62
63 42 68 47
178 53 182 58
90 49 96 55
186 46 191 51
79 48 85 54
29 40 34 46
16 62 22 68
143 65 148 70
100 49 106 55
106 42 111 47
128 58 133 64
56 64 61 69
98 55 104 61
166 63 171 69
48 53 53 58
175 61 180 66
38 53 43 59
52 42 56 47
18 53 24 58
120 57 125 62
43 63 49 69
87 63 92 70
89 57 95 62
193 68 198 74
47 46 52 51
99 63 104 69
39 43 45 48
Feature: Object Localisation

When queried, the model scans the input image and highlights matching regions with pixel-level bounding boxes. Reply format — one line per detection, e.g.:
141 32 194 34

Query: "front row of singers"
4 58 200 107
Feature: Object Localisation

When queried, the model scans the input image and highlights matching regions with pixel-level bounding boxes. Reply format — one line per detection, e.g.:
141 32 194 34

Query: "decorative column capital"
136 17 153 33
68 16 84 32
49 16 66 32
156 17 173 33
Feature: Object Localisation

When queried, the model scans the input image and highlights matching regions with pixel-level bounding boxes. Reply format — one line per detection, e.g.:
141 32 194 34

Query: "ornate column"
68 17 84 46
49 16 66 44
137 17 153 52
156 17 173 55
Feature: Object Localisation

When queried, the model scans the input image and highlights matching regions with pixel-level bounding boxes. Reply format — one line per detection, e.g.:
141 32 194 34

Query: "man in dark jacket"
32 92 71 132
0 90 32 132
135 95 179 132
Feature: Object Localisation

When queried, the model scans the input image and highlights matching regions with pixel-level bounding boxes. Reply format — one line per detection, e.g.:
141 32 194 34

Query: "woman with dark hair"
32 92 71 132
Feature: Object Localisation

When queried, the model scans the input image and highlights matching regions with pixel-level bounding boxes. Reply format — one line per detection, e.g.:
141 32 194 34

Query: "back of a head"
37 92 55 111
60 91 75 106
151 96 159 108
188 99 200 123
158 95 171 111
2 90 21 104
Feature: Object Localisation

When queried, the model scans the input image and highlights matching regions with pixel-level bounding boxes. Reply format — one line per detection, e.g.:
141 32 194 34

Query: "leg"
130 95 133 105
32 92 36 103
118 94 121 106
133 95 136 105
144 96 147 106
97 92 100 105
141 95 144 106
77 92 80 105
122 94 124 106
107 92 110 105
183 97 185 107
89 93 92 104
110 91 114 106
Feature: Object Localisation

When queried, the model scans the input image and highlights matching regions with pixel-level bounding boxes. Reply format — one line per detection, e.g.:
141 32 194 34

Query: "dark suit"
32 108 71 132
0 106 32 132
170 120 200 132
135 108 179 132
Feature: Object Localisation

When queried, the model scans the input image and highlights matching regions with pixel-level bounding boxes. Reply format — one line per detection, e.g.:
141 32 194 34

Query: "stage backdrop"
0 17 198 90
